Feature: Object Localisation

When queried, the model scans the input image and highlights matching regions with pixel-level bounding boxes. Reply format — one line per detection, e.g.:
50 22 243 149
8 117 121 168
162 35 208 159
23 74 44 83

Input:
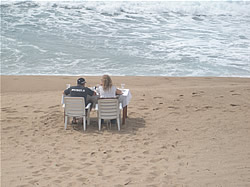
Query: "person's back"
64 78 94 106
99 85 117 98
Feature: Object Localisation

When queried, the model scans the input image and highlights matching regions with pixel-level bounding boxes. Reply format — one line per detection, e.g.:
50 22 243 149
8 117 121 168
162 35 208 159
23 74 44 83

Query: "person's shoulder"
84 86 92 90
85 87 94 92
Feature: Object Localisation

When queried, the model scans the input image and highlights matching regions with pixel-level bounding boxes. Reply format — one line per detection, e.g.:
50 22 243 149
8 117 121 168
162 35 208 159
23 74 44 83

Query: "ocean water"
1 1 250 77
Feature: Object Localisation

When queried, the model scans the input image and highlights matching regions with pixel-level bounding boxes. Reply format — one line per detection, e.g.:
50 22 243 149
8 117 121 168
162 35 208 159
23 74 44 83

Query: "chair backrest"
64 97 86 117
98 98 119 120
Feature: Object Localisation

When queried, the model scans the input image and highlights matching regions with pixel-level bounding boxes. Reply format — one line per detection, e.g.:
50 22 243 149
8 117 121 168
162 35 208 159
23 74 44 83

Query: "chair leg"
108 120 111 130
117 117 120 131
64 110 65 123
87 112 90 126
98 118 101 131
83 116 86 131
122 107 126 125
64 116 68 130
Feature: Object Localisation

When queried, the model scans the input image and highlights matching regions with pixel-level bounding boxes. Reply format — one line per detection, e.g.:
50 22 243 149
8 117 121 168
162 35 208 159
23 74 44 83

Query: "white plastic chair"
96 98 122 131
64 97 91 131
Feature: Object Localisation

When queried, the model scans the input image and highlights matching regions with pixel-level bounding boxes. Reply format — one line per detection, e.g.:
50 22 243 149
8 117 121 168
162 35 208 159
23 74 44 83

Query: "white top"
99 85 117 98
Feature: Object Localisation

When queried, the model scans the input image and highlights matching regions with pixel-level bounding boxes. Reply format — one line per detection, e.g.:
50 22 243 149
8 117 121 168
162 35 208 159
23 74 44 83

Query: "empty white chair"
96 98 122 131
64 97 91 131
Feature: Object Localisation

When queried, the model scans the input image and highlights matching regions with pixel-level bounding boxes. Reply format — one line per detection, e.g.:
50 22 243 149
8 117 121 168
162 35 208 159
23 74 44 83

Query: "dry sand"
1 75 250 186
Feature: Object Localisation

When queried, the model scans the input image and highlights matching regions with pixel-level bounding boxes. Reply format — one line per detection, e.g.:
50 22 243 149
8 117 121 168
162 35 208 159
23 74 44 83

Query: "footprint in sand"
230 104 239 107
82 163 92 167
153 96 163 99
161 145 168 149
138 107 149 110
1 107 17 113
204 106 213 109
177 155 185 159
122 156 131 160
28 179 39 185
1 107 9 111
195 106 213 111
53 180 61 184
232 93 241 96
149 171 162 177
2 126 13 131
119 165 128 171
33 110 44 113
168 106 179 109
48 105 60 108
77 177 88 182
129 112 136 115
150 158 163 163
215 95 224 98
192 91 204 97
153 107 160 111
59 166 71 172
179 162 185 166
145 177 155 183
124 178 132 185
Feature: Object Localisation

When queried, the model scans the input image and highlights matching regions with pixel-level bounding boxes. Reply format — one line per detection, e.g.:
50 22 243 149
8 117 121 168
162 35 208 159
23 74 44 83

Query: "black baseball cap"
77 78 86 85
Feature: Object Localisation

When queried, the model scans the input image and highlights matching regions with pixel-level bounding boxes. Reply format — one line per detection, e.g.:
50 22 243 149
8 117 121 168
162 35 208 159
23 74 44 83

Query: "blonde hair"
102 75 113 91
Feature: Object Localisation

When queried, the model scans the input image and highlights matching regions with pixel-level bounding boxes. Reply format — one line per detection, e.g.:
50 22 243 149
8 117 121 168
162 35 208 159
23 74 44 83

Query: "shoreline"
2 75 250 93
1 75 250 186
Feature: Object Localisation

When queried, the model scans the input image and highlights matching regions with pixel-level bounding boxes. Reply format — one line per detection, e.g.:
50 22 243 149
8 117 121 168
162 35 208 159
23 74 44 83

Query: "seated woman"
99 74 122 97
98 74 122 124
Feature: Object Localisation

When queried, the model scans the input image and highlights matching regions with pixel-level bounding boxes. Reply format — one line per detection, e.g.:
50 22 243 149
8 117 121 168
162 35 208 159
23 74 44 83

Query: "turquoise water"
1 1 250 76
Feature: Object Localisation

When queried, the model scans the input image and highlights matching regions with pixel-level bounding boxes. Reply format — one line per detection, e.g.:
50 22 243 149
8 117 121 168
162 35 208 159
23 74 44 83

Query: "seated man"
64 77 95 124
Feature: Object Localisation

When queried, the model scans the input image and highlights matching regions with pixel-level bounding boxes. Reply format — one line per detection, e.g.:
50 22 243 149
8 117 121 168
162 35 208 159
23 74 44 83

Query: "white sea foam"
1 1 250 76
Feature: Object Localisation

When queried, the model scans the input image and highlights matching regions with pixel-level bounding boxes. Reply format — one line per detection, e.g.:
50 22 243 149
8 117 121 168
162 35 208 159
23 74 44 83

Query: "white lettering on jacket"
71 89 86 92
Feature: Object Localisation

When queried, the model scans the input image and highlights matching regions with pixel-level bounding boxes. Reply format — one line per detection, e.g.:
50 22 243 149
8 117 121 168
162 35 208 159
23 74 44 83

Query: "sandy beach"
1 75 250 186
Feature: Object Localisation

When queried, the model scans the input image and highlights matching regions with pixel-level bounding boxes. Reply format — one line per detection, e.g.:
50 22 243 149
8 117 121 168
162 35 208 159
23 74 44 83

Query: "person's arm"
87 88 95 96
116 88 122 95
64 88 70 95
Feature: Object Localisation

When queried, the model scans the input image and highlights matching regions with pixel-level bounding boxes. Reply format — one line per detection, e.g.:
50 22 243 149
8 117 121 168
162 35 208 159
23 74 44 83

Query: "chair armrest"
86 103 92 110
61 94 65 106
95 104 98 111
